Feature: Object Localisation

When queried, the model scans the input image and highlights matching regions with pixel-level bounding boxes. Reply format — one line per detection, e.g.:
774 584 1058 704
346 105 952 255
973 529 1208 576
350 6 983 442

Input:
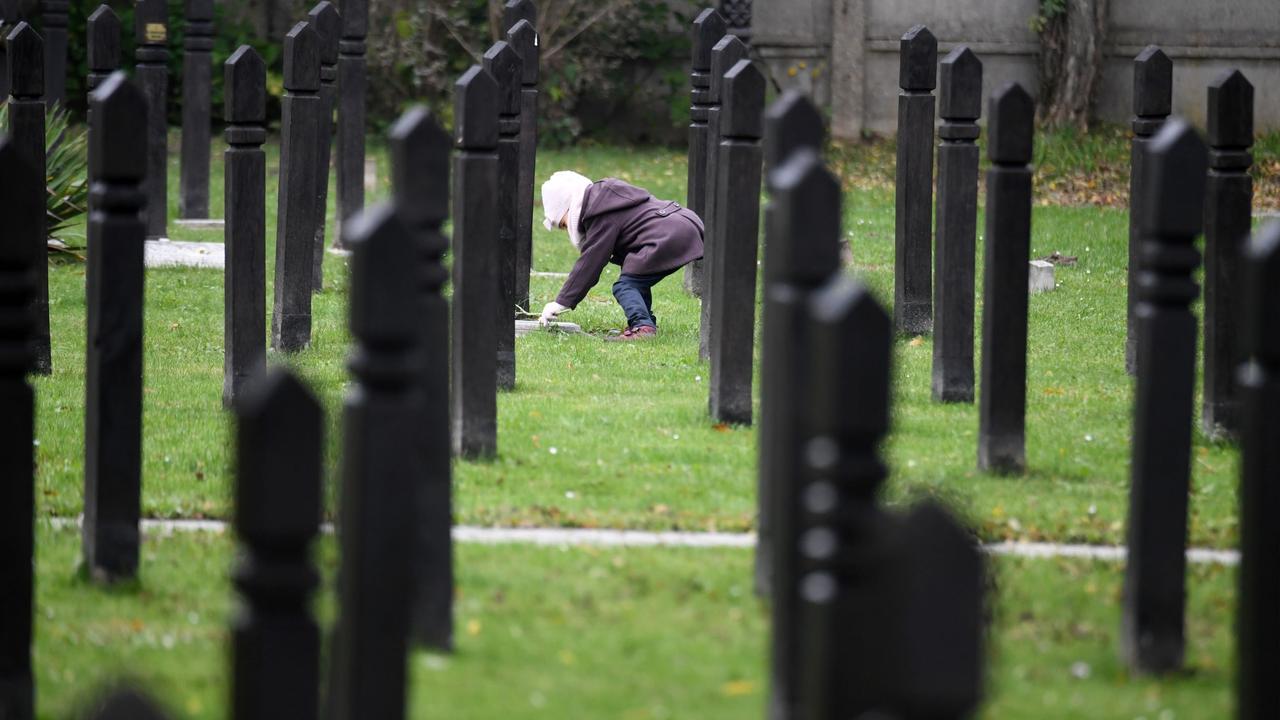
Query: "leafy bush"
0 103 89 243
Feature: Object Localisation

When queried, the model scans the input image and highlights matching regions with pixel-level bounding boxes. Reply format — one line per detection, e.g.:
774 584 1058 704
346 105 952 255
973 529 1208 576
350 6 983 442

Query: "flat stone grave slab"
515 319 582 336
174 218 225 229
145 240 224 269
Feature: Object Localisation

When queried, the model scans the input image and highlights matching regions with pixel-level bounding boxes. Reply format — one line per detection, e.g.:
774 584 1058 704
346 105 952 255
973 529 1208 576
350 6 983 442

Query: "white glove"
539 301 568 326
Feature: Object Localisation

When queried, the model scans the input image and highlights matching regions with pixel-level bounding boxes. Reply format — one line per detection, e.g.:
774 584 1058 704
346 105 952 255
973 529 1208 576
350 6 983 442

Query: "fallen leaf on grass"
720 680 756 697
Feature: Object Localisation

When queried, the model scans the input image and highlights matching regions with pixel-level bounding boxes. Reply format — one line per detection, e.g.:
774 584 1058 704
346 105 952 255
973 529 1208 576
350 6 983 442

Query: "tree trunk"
1037 0 1110 130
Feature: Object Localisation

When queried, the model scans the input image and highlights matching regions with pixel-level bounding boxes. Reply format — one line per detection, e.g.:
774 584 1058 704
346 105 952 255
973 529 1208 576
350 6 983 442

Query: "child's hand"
539 301 568 326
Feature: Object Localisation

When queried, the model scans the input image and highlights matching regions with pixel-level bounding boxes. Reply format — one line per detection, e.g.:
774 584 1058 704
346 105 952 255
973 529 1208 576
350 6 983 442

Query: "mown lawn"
32 133 1272 546
32 525 1235 719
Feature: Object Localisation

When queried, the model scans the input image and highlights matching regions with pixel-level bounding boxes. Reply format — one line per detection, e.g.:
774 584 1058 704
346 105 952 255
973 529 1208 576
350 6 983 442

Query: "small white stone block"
530 271 570 279
174 218 225 229
514 319 582 337
1029 260 1055 294
144 240 224 269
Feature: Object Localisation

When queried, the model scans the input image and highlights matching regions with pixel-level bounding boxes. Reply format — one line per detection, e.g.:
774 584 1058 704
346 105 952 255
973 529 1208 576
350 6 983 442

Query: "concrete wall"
752 0 1280 136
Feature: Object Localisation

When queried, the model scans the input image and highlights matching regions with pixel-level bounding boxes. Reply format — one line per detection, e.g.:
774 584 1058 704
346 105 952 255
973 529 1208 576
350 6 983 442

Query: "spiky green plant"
0 102 89 244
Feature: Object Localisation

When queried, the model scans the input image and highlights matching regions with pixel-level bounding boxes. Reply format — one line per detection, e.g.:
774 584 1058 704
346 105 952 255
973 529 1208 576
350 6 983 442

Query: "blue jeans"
612 269 677 329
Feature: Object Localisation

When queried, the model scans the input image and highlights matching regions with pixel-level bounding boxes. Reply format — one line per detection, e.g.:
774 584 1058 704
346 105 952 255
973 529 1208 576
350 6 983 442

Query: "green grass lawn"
31 525 1235 719
33 136 1259 546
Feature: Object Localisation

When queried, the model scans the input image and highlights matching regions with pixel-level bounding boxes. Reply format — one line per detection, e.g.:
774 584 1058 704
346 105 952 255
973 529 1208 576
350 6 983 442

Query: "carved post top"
483 41 522 118
283 21 320 93
454 65 499 150
938 46 982 123
0 137 40 270
390 105 450 231
225 45 266 124
309 1 341 69
899 24 937 92
764 89 825 173
503 0 536 32
720 59 764 140
87 5 122 73
691 7 727 73
807 276 891 444
987 82 1034 165
770 149 841 286
1132 45 1172 120
90 72 147 183
347 204 420 357
235 368 323 547
1242 221 1280 363
1140 118 1207 244
506 19 538 86
707 34 747 105
339 0 367 40
134 0 169 47
1207 69 1253 150
5 21 42 99
185 0 213 23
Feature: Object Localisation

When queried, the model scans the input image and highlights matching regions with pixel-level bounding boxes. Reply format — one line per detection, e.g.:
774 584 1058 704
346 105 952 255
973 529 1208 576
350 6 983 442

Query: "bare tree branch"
544 0 628 61
426 5 484 63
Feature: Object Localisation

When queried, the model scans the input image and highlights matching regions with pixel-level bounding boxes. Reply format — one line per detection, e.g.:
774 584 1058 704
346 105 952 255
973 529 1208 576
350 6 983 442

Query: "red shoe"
606 325 658 342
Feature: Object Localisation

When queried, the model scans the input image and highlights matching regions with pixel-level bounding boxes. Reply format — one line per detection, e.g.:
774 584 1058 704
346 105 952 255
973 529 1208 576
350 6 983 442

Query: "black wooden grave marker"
40 0 67 106
505 12 538 313
1121 118 1207 675
698 33 748 362
232 369 323 720
178 0 214 219
223 45 267 407
893 24 936 336
329 205 421 720
977 83 1034 475
932 46 982 404
0 135 40 720
1201 69 1253 438
1237 220 1280 720
5 22 48 376
82 71 147 583
86 5 121 151
755 90 828 599
272 21 321 354
450 65 500 459
135 0 169 240
309 0 340 292
683 7 726 296
334 0 367 248
389 105 455 651
707 58 763 426
1125 46 1172 374
484 40 522 391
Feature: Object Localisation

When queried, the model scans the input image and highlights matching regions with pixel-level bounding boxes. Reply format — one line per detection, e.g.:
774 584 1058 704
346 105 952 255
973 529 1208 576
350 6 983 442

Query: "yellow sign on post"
145 23 166 43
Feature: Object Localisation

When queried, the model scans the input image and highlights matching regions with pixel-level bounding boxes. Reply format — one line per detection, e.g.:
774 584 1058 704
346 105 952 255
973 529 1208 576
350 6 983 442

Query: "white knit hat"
541 171 593 248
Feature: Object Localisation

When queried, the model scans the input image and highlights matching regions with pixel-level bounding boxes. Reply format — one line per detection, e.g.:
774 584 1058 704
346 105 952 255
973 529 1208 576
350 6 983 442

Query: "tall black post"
0 0 11 99
0 136 40 720
683 7 726 297
178 0 212 219
698 33 748 362
755 90 828 598
82 71 147 583
5 22 48 376
389 106 454 650
334 0 366 248
1237 220 1280 720
223 46 266 407
931 46 982 404
707 59 763 426
272 21 321 354
484 40 521 391
1121 118 1207 675
329 205 420 720
893 25 936 336
86 5 121 153
134 0 168 240
977 83 1034 475
451 65 500 459
232 369 323 720
308 0 339 292
1125 46 1172 374
504 4 537 313
1201 69 1253 438
40 0 66 106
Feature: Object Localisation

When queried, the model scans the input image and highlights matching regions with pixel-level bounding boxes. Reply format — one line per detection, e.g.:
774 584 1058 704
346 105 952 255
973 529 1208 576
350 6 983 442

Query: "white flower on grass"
548 447 558 455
